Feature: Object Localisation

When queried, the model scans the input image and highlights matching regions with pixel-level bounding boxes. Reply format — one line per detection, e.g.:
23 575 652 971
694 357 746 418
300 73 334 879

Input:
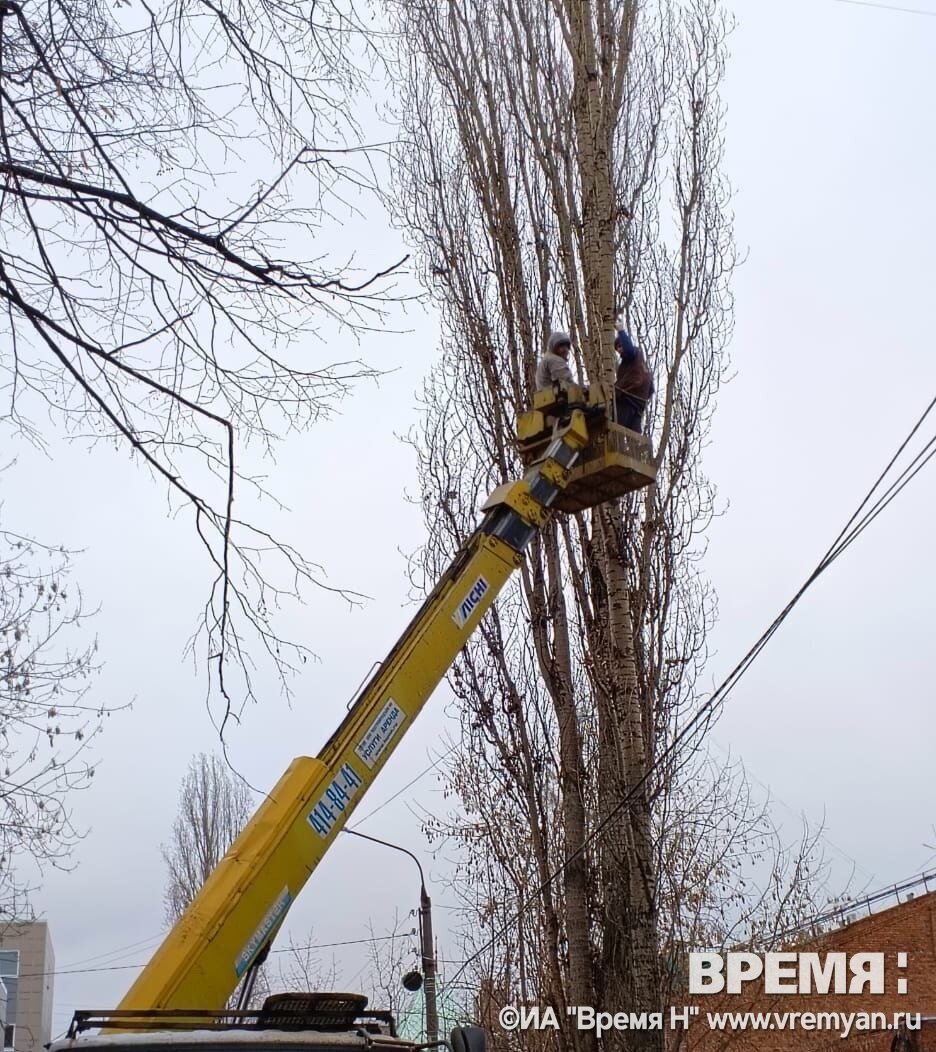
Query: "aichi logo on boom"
453 575 490 629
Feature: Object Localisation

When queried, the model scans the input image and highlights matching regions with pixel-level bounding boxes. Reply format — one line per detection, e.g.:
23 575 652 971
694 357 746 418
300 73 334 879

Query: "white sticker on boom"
355 698 407 770
452 575 489 629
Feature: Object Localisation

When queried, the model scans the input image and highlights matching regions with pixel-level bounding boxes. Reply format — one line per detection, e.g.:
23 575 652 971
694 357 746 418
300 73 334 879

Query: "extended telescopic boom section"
119 392 654 1015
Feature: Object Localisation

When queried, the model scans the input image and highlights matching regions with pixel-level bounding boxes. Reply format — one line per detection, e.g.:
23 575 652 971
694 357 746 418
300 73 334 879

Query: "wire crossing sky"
445 389 936 989
833 0 936 17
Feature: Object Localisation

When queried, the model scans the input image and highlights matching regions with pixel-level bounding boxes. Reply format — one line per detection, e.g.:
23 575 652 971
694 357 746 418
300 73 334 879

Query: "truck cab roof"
50 1030 416 1052
51 995 419 1052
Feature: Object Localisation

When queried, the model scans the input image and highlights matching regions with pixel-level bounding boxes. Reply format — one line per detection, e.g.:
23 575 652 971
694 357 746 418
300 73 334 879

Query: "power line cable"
49 749 464 983
48 399 936 996
18 934 409 979
707 736 877 883
446 394 936 988
832 0 936 16
776 868 936 940
47 748 464 983
60 931 170 971
350 740 460 827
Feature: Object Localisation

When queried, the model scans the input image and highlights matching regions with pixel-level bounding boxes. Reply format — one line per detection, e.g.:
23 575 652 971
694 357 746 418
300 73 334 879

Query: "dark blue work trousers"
615 392 647 433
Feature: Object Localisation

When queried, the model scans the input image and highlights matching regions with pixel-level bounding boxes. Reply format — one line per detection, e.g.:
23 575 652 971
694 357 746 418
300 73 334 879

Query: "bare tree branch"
0 509 114 918
0 0 408 726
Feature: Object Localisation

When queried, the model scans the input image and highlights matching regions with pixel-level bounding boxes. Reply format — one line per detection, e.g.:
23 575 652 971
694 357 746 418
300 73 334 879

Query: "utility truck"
53 383 656 1052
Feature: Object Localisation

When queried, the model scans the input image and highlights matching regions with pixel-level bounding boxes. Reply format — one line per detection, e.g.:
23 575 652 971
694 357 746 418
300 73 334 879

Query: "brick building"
0 922 54 1052
681 886 936 1052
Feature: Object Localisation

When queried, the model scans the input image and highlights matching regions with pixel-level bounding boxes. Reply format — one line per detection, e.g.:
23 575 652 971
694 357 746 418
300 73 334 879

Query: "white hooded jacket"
535 350 574 390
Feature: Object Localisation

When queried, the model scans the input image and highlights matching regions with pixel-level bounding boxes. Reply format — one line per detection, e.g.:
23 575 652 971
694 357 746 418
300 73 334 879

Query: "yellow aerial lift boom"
116 383 656 1018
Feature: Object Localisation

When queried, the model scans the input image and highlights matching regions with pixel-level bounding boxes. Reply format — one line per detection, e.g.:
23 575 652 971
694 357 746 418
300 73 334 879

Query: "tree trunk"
542 529 597 1052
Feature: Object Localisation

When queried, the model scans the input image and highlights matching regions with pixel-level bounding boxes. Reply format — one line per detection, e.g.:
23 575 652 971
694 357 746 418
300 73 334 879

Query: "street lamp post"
343 829 439 1043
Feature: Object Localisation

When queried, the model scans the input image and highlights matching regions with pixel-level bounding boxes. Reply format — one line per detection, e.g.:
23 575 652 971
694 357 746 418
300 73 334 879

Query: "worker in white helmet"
535 331 575 390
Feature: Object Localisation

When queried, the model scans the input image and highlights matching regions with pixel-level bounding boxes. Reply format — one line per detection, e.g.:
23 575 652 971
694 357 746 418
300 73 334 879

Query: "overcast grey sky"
3 0 936 1039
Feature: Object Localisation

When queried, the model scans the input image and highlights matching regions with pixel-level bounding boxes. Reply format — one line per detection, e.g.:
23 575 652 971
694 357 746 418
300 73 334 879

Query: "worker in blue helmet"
614 320 653 433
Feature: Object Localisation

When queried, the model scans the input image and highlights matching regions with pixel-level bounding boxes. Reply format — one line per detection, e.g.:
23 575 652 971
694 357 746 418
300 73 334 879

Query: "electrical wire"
707 736 877 883
832 0 936 17
44 744 464 984
17 934 409 979
59 931 170 971
349 740 460 827
445 393 936 989
42 745 464 984
43 397 936 996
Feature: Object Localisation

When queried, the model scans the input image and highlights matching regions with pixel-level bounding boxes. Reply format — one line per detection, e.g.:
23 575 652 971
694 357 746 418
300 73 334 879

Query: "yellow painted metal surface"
517 396 655 510
117 428 587 1017
487 481 549 526
480 481 514 512
555 426 655 512
531 383 586 410
538 459 570 488
516 410 545 442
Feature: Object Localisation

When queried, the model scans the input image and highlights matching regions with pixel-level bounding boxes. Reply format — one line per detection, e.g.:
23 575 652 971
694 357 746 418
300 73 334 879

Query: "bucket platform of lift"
516 383 656 513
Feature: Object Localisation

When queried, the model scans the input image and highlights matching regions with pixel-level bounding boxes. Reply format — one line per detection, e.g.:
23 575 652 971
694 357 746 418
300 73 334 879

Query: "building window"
0 950 19 1048
2 977 17 1028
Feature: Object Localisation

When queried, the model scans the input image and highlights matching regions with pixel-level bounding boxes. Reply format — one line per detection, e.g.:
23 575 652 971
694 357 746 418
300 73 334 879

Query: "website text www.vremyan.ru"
497 1005 923 1039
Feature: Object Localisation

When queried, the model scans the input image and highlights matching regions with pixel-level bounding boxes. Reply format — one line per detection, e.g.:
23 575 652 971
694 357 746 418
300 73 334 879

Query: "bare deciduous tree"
270 933 339 996
387 0 763 1048
0 513 106 918
162 751 281 1007
0 0 404 723
269 917 421 1031
432 749 828 1050
651 754 827 1006
359 913 420 1027
162 751 252 925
